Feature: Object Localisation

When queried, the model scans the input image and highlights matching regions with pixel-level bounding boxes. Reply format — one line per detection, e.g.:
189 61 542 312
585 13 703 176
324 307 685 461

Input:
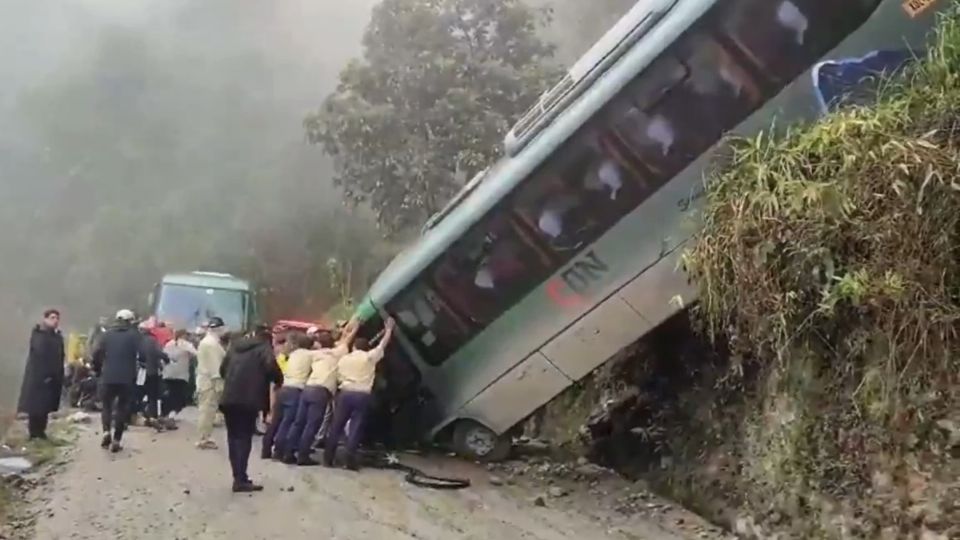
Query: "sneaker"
281 454 297 465
100 434 112 449
196 440 219 450
232 481 264 493
110 441 123 453
344 456 360 472
260 450 272 460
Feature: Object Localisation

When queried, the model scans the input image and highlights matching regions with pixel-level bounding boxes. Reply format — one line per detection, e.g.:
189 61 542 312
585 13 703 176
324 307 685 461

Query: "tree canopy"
305 0 562 234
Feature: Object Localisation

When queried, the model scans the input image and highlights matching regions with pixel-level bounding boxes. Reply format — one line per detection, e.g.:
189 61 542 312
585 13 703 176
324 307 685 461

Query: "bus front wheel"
452 421 511 462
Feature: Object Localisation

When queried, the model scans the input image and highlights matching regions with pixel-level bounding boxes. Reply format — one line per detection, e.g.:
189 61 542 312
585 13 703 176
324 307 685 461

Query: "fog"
0 0 637 414
0 0 382 411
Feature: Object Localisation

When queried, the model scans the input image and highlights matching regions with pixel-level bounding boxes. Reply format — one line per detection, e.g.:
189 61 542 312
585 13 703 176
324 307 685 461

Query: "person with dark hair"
91 309 141 452
17 309 65 440
264 332 314 460
282 320 359 466
162 329 196 426
219 324 282 492
324 318 396 470
259 335 290 440
138 323 170 431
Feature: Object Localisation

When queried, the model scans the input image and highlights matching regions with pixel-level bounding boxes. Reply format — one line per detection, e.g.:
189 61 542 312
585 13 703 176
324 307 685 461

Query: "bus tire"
452 420 511 463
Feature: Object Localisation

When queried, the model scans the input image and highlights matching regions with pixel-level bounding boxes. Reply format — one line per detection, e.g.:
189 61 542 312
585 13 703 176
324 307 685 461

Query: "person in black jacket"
91 309 142 453
137 325 170 431
219 325 282 493
17 309 65 440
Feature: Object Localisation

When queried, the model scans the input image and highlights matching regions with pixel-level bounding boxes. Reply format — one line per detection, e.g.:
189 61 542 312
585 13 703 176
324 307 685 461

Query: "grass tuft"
682 6 960 538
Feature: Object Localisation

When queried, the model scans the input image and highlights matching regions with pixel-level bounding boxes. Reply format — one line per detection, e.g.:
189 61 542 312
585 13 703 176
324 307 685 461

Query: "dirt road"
13 411 723 540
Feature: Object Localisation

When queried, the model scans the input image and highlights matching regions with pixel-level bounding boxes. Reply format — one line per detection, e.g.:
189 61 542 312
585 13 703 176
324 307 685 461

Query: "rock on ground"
16 410 709 540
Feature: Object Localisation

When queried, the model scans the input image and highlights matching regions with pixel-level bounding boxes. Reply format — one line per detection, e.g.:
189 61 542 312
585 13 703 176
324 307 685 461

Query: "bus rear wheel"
452 421 511 463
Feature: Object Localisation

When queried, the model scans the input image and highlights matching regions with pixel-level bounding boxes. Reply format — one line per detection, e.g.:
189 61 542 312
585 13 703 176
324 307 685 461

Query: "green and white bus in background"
356 0 950 460
149 271 259 333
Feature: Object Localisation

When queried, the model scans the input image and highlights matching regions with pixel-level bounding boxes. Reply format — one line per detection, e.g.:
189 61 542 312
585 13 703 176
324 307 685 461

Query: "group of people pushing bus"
210 314 397 492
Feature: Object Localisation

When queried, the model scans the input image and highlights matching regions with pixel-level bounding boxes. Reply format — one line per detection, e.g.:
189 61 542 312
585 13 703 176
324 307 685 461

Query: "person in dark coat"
91 309 143 453
17 309 65 440
137 325 170 431
219 325 282 493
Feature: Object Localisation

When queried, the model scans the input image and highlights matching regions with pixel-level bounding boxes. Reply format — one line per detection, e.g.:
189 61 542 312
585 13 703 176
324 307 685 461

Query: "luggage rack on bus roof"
503 0 679 158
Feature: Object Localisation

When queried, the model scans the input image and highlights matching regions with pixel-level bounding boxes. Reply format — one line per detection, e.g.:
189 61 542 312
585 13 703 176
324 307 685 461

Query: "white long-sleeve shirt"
163 338 196 381
195 333 225 391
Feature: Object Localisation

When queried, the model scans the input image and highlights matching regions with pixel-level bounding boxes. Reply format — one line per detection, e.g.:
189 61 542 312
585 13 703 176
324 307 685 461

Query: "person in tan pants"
196 317 227 449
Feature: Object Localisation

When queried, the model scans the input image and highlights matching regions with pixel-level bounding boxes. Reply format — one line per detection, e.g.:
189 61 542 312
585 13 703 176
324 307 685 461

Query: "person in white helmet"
90 309 141 452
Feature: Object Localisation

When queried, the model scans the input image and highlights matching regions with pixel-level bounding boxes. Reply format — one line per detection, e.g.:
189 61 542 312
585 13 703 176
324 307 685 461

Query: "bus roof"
363 0 710 309
161 272 252 292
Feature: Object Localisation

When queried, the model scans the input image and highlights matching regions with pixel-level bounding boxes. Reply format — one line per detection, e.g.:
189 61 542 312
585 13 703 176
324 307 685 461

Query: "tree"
305 0 562 234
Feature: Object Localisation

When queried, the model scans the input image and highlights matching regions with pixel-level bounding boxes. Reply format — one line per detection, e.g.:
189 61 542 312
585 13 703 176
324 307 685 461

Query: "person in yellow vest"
260 334 292 456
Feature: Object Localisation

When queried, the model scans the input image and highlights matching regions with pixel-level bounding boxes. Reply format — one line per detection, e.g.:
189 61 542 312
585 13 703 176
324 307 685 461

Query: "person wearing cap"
219 324 282 492
324 318 396 470
196 317 228 450
282 319 359 466
91 309 142 452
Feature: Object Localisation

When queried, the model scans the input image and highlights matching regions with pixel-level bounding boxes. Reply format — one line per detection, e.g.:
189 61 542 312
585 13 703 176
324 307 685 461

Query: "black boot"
232 480 264 493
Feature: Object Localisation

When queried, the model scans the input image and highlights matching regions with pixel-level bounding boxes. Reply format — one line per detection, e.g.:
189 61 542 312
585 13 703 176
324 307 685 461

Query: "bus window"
433 213 551 328
721 0 880 83
612 34 762 177
514 125 651 258
387 283 468 366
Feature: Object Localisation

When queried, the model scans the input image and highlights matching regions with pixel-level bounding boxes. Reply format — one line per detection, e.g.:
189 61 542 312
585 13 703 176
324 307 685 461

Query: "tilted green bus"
356 0 950 460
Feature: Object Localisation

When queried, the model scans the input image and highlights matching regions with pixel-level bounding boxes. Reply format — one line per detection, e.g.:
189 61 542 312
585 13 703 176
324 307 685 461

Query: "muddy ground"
0 410 728 540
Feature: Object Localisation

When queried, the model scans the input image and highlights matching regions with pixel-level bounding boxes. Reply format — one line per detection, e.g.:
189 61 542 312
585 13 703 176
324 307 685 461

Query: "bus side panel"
456 352 571 435
618 243 696 331
540 295 652 382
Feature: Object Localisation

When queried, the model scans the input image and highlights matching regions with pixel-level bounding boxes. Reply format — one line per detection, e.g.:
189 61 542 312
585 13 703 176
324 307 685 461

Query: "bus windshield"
155 284 247 331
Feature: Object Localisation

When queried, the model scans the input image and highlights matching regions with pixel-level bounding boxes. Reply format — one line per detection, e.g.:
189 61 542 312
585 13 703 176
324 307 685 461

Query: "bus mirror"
147 291 155 306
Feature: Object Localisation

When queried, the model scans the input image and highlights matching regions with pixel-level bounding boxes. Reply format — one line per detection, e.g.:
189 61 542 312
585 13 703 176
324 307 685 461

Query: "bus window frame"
386 0 885 368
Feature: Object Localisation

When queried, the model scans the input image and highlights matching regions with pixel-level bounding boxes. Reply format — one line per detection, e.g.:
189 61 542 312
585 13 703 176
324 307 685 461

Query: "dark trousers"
285 386 332 458
261 402 280 457
222 406 257 483
27 414 49 439
268 387 302 457
101 383 133 441
130 383 145 423
323 391 372 465
161 379 190 417
143 375 161 419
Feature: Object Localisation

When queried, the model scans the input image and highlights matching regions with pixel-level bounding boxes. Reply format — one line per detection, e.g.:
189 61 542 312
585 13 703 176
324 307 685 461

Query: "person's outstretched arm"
369 318 396 364
336 316 361 349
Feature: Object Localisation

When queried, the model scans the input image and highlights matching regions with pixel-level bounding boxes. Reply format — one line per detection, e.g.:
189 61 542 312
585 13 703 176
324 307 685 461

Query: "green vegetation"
680 8 960 538
306 0 561 235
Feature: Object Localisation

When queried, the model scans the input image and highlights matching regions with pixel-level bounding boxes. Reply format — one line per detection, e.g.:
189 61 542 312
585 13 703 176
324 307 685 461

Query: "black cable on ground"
359 450 471 490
